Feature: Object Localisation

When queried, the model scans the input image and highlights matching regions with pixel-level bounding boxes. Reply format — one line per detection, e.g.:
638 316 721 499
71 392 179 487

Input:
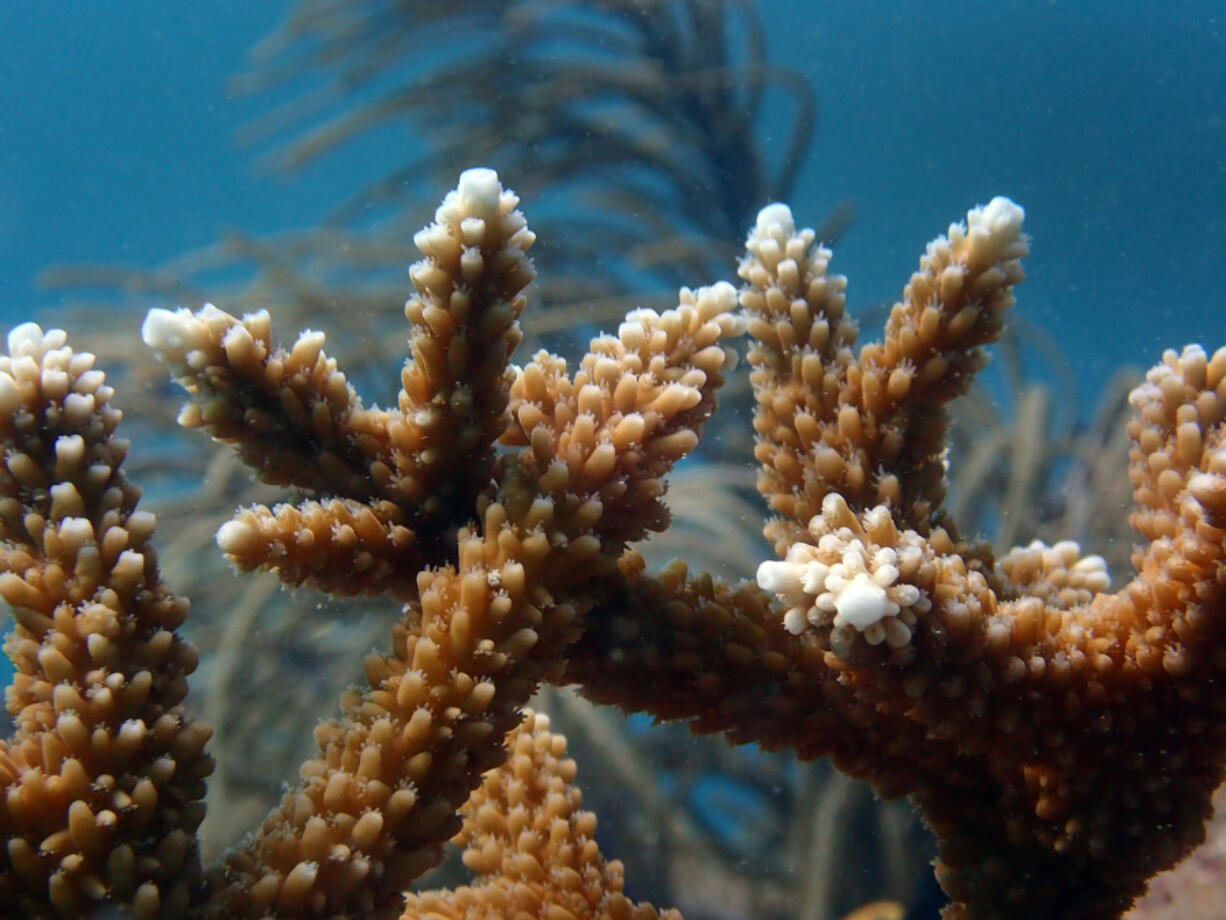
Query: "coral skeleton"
2 170 1225 920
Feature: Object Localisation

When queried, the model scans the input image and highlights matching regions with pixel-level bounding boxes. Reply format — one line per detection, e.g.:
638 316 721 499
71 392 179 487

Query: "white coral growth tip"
832 571 892 631
6 322 67 358
975 196 1025 236
141 307 203 354
457 167 503 215
752 202 796 242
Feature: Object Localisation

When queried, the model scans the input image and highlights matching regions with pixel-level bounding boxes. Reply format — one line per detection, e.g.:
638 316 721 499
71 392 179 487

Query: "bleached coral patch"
757 494 933 659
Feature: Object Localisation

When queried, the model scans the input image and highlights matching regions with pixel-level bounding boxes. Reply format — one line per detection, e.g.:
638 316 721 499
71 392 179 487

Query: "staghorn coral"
3 168 1225 920
0 169 737 917
565 195 1226 918
37 4 856 880
403 709 678 920
0 325 215 916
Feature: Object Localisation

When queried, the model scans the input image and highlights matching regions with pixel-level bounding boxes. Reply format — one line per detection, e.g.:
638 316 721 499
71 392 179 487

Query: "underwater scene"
1 1 1225 918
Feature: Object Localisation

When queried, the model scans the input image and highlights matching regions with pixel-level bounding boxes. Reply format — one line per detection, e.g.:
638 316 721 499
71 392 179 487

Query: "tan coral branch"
0 324 213 919
402 709 679 920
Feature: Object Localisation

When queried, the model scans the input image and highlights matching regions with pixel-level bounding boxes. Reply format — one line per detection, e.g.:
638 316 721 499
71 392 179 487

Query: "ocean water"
2 1 1222 384
1 2 1225 915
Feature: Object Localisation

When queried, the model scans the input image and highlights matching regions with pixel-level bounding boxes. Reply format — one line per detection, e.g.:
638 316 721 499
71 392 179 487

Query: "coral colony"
2 168 1226 919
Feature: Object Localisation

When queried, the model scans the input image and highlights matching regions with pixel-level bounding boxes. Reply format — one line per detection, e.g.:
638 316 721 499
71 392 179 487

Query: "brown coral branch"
563 198 1226 919
0 325 213 918
0 169 743 919
5 170 1223 920
141 174 538 600
164 169 736 919
402 709 679 920
742 199 1027 551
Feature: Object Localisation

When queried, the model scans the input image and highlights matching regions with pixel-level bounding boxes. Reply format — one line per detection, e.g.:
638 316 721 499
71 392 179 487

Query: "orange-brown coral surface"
3 171 1225 920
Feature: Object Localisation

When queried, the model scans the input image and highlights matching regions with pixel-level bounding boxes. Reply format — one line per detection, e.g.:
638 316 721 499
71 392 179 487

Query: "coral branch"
403 709 678 920
3 172 1222 920
0 169 740 919
165 168 735 919
566 198 1226 919
0 324 213 918
142 168 537 599
742 198 1027 550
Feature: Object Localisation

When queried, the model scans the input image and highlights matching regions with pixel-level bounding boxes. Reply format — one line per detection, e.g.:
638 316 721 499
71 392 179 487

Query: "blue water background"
0 3 1224 684
4 1 1224 382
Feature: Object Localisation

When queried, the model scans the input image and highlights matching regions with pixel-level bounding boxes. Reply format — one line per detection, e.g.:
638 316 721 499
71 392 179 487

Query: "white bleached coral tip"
457 167 503 213
753 203 796 241
757 559 800 596
832 572 890 630
977 197 1025 236
7 323 45 356
757 502 933 653
7 323 66 357
141 308 195 352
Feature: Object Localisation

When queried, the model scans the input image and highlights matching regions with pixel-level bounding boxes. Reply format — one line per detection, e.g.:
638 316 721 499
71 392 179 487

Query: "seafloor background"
2 2 1226 919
